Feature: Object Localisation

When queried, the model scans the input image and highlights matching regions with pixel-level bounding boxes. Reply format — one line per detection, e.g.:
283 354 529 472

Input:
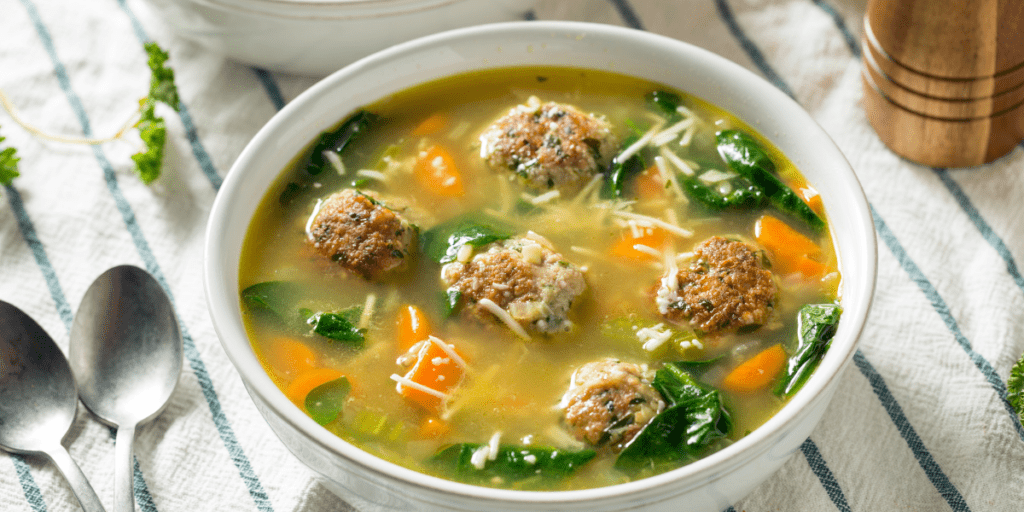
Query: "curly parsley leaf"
1009 351 1024 424
130 42 180 184
0 128 20 186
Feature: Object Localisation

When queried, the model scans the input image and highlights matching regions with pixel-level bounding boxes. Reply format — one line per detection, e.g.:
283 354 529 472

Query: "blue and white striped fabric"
1 1 1022 511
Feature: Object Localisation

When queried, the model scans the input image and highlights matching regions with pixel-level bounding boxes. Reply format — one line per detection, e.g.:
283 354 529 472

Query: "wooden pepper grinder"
861 0 1024 167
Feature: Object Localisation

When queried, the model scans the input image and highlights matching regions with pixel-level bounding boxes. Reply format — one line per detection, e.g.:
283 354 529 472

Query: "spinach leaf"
661 356 725 378
600 133 646 199
305 377 351 425
241 281 304 325
1009 352 1024 424
420 212 515 264
774 303 842 397
716 130 825 233
432 444 596 483
307 307 365 347
645 90 684 122
305 110 377 176
678 172 766 211
0 127 21 186
616 365 731 473
441 289 462 319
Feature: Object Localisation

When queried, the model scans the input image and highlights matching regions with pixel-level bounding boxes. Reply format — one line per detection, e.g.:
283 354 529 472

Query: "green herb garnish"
0 126 20 186
1007 352 1024 424
130 42 181 184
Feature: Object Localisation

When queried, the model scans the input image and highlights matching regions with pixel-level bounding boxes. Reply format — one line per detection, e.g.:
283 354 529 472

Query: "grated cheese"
427 335 469 371
304 198 325 242
390 373 447 399
613 124 661 164
477 299 531 340
632 244 663 258
323 150 345 175
611 210 693 238
488 431 502 461
659 146 697 177
470 445 490 469
355 169 388 182
636 323 673 352
653 155 685 198
358 294 376 329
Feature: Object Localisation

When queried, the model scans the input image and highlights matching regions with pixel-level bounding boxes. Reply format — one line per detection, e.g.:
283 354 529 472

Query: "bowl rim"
204 19 877 505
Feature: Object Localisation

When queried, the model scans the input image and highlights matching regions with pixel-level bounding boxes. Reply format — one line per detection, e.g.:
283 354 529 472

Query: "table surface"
1 1 1022 511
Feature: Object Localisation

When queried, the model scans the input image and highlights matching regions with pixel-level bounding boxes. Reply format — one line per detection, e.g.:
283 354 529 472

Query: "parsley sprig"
1010 351 1024 425
0 125 19 187
131 42 181 184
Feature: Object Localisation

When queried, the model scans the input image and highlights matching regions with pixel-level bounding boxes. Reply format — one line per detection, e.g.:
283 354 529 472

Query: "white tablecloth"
1 0 1022 511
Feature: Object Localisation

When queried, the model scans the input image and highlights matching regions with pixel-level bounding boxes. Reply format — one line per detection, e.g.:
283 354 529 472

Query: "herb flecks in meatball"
440 236 586 334
307 189 416 279
561 359 664 453
479 97 618 191
656 236 776 334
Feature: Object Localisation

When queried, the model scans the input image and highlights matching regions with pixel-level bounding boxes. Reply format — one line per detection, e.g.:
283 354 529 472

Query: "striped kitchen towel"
0 0 1021 511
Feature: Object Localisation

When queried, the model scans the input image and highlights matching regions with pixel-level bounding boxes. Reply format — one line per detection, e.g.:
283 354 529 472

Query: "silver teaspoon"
70 265 182 512
0 300 106 512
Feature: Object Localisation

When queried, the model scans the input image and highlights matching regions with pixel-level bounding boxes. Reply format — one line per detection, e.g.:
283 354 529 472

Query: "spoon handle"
44 442 107 512
114 424 136 512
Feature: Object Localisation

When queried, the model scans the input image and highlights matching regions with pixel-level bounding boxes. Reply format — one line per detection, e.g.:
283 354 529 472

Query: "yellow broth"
238 66 840 490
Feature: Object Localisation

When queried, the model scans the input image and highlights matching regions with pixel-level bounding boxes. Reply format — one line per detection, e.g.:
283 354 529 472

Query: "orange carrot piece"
791 254 830 278
397 304 431 352
720 344 787 394
418 416 450 439
609 227 668 262
634 165 665 200
286 368 344 405
399 340 464 412
797 186 825 217
415 145 464 197
755 214 824 275
411 114 448 136
263 337 318 380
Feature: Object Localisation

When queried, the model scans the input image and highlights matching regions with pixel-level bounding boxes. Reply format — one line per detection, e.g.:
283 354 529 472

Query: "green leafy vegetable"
645 90 684 122
716 130 825 233
241 281 304 324
420 212 515 263
441 288 462 319
432 443 596 483
0 126 20 186
1009 353 1024 424
307 307 365 347
599 314 699 358
774 303 842 397
305 110 378 176
678 172 766 211
616 364 731 473
600 133 646 199
130 42 181 184
305 377 351 425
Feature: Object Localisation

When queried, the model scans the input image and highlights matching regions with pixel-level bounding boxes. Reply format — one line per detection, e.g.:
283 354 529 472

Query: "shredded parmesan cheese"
358 294 376 329
653 155 685 198
611 210 693 238
355 169 388 182
323 150 345 175
659 146 697 177
613 124 660 164
470 446 490 470
390 374 447 399
524 189 561 205
304 198 324 242
427 335 469 371
632 244 663 258
477 298 531 340
636 323 674 352
488 432 502 461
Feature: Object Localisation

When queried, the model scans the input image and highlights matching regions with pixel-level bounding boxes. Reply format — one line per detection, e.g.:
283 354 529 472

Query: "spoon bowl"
0 300 106 512
70 265 183 512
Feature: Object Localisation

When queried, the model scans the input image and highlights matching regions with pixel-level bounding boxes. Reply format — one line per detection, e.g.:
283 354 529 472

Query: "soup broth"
239 66 841 490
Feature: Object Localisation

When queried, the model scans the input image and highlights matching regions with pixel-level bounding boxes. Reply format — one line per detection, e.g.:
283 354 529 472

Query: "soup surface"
239 67 841 490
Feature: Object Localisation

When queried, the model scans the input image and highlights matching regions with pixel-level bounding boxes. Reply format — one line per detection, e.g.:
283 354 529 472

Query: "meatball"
561 359 664 453
306 189 416 279
478 97 618 191
656 236 776 334
440 236 586 334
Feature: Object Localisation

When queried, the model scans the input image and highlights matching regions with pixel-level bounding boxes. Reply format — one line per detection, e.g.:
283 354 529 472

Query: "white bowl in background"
139 0 539 76
204 21 877 511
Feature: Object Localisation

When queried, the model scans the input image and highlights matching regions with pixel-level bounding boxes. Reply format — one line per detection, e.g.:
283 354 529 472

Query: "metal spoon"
0 300 107 512
70 265 182 512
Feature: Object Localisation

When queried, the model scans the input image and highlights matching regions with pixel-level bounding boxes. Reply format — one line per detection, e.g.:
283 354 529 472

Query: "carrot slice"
286 368 344 405
797 186 825 217
418 416 450 439
398 339 464 412
415 145 464 197
634 165 666 200
755 214 824 275
411 114 448 136
720 344 787 394
609 227 668 262
263 337 317 379
397 304 431 352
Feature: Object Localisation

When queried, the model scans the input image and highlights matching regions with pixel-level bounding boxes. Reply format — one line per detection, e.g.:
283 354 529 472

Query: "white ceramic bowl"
205 21 877 512
139 0 538 76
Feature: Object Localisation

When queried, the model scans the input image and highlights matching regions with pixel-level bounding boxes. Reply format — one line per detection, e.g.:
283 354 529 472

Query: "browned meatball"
656 236 776 334
440 236 586 334
478 97 617 191
306 189 416 279
561 359 664 453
